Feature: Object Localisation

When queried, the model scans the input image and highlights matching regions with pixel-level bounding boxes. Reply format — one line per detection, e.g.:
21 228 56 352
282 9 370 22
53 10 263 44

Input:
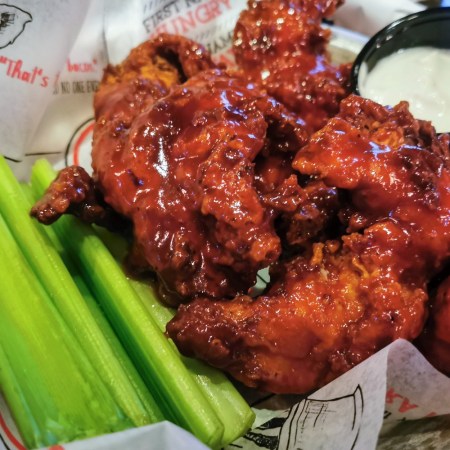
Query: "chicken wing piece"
168 223 428 394
30 165 128 231
95 33 217 121
294 95 450 271
167 96 450 393
233 0 350 134
276 179 341 253
416 276 450 375
32 34 216 227
32 33 311 304
94 69 308 304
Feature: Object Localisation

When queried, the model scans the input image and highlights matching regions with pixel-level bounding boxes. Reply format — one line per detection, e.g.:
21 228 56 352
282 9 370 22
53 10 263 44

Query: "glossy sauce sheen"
233 0 351 134
359 47 450 133
93 69 307 303
168 95 450 394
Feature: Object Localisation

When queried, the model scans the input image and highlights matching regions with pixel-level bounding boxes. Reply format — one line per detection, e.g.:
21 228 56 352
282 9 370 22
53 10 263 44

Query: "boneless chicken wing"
93 69 307 304
167 95 450 393
167 225 428 394
33 57 309 303
417 276 450 375
233 0 351 134
32 34 216 228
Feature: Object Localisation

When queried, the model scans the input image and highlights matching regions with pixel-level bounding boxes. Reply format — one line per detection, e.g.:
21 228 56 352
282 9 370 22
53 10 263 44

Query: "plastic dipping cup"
350 7 450 133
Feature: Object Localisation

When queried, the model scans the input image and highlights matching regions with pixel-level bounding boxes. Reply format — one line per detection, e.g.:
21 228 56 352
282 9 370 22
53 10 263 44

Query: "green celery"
0 156 162 427
130 281 255 446
0 214 128 448
31 159 225 448
98 234 256 447
24 182 165 422
57 171 254 447
72 273 163 420
0 341 41 446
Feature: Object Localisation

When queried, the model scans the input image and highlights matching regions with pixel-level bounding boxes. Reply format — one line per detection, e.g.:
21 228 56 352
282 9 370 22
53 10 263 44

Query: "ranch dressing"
359 47 450 133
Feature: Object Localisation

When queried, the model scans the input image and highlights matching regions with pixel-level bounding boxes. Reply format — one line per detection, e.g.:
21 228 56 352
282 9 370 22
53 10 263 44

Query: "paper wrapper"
1 1 448 449
2 340 450 450
332 0 425 36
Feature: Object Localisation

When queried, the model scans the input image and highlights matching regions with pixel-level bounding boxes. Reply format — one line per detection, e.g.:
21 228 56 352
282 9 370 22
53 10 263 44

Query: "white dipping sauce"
359 46 450 133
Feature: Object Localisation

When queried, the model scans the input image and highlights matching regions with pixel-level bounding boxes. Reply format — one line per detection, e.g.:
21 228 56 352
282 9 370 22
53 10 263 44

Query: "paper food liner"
2 340 450 450
1 1 447 449
332 0 425 36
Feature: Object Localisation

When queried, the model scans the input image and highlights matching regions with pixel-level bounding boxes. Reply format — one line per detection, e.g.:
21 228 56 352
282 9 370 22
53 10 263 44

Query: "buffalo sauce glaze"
92 69 307 304
168 95 450 394
233 0 351 134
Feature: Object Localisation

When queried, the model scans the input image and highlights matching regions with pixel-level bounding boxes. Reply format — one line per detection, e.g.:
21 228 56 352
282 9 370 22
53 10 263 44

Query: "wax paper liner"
2 340 450 450
1 1 448 450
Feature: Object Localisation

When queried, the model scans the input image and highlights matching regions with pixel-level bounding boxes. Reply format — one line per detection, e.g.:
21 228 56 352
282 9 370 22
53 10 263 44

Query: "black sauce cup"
350 7 450 95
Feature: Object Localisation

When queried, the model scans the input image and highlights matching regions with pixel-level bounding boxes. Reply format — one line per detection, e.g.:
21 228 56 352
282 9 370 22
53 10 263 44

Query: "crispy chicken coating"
94 69 307 304
417 276 450 375
167 95 450 393
32 34 215 227
233 0 350 134
31 33 321 305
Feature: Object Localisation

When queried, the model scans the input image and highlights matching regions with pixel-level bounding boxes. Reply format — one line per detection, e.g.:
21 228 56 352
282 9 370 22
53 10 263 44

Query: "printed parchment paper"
1 1 448 450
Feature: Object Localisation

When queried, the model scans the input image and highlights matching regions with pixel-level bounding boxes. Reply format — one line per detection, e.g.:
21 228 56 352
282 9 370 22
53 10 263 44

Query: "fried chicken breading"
32 34 215 226
233 0 351 134
94 69 307 304
167 95 450 393
417 276 450 375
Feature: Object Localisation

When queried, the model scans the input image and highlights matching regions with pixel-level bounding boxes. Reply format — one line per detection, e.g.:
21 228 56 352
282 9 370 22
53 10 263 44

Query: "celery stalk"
24 181 165 423
0 341 42 446
72 273 163 420
31 159 225 448
0 215 128 448
42 164 254 446
0 156 162 427
131 281 255 446
36 219 165 422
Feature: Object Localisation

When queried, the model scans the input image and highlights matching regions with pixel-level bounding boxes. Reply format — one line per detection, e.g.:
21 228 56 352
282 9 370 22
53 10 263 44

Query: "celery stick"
95 215 255 446
31 159 225 448
131 279 255 446
36 221 165 423
0 341 42 446
25 181 165 424
93 199 255 445
72 273 164 421
0 215 128 448
0 157 161 427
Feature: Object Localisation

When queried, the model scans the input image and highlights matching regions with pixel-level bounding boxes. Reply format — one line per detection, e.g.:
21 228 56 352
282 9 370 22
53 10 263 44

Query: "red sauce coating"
168 95 450 393
93 69 307 303
233 0 351 134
